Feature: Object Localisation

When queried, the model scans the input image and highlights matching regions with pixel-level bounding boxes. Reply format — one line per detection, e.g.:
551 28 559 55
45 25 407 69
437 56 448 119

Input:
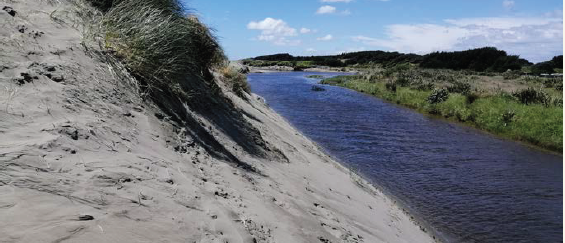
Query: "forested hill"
247 47 562 73
419 47 532 72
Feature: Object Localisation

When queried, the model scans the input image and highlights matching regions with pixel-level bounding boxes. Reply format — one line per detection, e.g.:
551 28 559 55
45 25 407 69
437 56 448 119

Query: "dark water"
247 72 563 243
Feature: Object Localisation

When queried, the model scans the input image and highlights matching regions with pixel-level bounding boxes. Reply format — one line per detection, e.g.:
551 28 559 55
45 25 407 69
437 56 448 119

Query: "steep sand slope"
0 1 435 242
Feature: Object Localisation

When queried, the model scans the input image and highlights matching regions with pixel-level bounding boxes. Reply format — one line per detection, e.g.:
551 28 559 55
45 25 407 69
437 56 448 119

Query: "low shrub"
411 80 434 91
383 63 410 77
502 70 521 80
543 78 563 90
427 88 449 104
512 87 551 106
448 81 471 94
385 81 397 92
395 76 411 87
465 92 479 104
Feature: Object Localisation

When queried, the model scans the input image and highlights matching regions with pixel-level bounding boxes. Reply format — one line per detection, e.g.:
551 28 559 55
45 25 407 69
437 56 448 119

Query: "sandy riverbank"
0 1 435 242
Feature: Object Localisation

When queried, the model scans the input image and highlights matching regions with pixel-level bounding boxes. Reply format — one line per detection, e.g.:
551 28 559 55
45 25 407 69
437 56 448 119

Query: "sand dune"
0 1 434 242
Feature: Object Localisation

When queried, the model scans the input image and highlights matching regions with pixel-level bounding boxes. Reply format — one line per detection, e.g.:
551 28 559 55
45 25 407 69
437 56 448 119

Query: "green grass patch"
297 61 313 68
322 76 563 152
320 75 362 85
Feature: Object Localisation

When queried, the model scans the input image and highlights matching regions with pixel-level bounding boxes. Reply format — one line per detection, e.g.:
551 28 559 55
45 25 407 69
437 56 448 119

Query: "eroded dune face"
0 1 434 242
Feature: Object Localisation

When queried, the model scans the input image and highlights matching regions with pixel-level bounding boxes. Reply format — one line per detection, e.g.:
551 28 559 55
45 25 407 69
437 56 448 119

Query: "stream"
247 71 563 243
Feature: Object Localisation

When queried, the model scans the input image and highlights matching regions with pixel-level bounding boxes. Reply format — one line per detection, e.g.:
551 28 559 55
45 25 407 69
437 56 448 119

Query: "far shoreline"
247 65 359 74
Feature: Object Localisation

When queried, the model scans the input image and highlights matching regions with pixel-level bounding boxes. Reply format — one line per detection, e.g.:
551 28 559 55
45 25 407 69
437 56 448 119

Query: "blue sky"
186 0 563 63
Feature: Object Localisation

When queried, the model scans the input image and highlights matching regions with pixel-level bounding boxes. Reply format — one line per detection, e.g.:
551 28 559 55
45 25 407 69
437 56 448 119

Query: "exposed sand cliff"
0 1 434 242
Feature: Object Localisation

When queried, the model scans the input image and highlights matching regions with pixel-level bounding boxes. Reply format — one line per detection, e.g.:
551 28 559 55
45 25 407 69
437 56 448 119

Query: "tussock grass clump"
95 0 225 98
500 110 516 126
83 0 275 168
220 67 250 99
88 0 184 13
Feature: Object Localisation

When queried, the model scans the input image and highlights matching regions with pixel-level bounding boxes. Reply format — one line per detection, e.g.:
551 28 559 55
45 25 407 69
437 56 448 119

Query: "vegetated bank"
318 64 563 152
0 0 435 242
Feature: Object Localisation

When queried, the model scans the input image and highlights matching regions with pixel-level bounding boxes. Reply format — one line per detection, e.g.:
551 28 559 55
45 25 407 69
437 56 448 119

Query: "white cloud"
300 28 312 34
352 24 469 53
321 0 353 2
503 0 515 9
317 34 334 41
247 18 301 46
317 5 337 14
444 17 560 29
247 18 296 36
352 16 563 62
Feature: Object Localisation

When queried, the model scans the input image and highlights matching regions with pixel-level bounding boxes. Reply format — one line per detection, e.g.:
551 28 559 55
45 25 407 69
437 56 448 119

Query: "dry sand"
0 1 435 242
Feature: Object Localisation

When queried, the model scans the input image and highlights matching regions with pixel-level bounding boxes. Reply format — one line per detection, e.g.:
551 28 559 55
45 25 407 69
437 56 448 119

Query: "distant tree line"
252 51 420 68
250 47 561 74
530 55 563 74
419 47 531 72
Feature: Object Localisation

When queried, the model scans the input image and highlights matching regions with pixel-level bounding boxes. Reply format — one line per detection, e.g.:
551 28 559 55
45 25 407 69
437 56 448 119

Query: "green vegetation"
320 75 362 85
86 0 266 165
246 47 560 73
419 47 531 72
92 0 226 101
249 51 420 68
321 67 563 152
512 87 552 106
221 66 250 100
530 55 564 74
86 0 255 105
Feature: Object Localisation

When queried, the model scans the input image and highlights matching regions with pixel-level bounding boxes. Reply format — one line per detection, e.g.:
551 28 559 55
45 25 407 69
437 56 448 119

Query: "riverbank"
0 1 435 242
320 74 563 152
